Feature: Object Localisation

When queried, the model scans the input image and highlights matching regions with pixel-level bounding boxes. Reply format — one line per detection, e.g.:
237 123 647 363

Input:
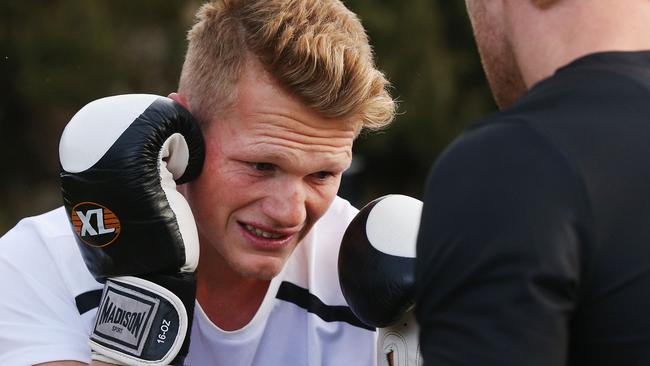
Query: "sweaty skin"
174 57 359 331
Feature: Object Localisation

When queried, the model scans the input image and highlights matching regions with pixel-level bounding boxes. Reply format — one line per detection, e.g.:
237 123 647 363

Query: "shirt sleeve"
415 120 590 366
0 220 92 365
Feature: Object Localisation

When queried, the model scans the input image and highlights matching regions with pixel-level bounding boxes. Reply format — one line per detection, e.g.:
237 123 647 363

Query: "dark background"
0 0 496 234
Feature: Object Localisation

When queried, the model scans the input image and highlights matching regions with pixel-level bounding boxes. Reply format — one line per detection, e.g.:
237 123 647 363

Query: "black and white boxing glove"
339 195 423 366
59 94 204 366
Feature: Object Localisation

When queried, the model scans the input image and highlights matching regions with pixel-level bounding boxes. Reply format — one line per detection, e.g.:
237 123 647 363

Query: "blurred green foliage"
0 0 495 234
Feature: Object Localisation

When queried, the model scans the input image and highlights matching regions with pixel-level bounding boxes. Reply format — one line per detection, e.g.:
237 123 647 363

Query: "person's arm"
0 226 95 365
415 122 588 365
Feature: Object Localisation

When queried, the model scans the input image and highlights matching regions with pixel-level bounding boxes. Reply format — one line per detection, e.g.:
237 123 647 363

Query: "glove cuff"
377 311 422 366
91 351 127 365
89 275 192 366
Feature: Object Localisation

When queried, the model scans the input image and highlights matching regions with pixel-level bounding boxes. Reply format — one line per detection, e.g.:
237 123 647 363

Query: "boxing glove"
338 194 423 366
59 94 204 366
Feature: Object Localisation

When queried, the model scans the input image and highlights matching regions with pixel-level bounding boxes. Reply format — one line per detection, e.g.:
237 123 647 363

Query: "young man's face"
184 58 358 281
465 0 527 109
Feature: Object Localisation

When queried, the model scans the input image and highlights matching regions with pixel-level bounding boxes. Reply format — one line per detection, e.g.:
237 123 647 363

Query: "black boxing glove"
59 94 204 366
338 195 423 366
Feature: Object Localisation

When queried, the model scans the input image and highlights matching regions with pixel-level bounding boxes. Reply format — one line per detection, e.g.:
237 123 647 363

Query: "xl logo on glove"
71 202 121 247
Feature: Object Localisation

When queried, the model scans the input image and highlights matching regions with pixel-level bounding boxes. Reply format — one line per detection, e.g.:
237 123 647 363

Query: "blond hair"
179 0 395 131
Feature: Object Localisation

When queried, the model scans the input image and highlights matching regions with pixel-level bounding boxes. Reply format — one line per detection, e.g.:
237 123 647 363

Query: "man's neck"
506 0 650 88
195 244 271 331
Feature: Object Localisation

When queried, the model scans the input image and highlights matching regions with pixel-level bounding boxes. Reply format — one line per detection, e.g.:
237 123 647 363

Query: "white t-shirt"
0 196 376 366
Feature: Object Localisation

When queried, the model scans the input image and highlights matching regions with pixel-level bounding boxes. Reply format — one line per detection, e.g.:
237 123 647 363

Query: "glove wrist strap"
89 276 189 366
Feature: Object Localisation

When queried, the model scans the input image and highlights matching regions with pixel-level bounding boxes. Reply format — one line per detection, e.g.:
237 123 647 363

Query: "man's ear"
168 92 191 110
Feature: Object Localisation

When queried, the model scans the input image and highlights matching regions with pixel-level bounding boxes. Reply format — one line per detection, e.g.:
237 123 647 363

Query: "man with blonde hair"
0 0 395 365
415 0 650 365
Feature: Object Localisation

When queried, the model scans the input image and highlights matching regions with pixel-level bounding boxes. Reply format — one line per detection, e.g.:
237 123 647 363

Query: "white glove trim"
89 276 189 366
377 312 423 366
158 133 200 273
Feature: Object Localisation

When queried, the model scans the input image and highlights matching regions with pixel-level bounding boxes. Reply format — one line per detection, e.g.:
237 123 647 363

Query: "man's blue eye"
313 171 333 180
253 163 274 171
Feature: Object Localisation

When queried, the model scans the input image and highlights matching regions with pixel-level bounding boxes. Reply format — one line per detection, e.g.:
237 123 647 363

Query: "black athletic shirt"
415 51 650 366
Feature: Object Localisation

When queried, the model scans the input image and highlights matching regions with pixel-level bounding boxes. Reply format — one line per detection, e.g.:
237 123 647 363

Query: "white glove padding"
378 311 422 366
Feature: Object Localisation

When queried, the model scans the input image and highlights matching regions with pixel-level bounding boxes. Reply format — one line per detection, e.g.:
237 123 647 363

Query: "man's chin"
240 269 280 281
252 270 279 281
233 258 285 281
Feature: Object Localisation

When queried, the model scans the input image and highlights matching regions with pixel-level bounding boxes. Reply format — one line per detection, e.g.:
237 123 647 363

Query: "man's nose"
262 178 307 228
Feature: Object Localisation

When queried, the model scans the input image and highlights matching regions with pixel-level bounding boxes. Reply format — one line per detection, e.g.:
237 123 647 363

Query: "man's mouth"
243 224 285 239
